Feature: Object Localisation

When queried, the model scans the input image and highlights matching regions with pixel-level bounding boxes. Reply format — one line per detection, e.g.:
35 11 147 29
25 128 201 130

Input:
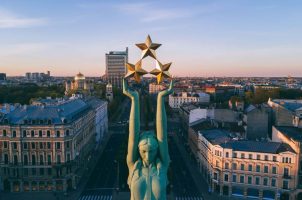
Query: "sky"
0 0 302 77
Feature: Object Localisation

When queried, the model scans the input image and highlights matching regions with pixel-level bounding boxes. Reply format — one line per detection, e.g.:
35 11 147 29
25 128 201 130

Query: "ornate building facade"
189 126 298 200
0 98 107 192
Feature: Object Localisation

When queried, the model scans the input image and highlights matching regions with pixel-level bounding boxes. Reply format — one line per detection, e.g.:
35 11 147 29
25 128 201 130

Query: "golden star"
125 60 148 83
136 35 161 59
150 60 172 84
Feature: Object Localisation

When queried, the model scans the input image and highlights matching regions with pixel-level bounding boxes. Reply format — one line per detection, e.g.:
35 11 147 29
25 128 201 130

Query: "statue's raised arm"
123 79 140 169
156 80 174 167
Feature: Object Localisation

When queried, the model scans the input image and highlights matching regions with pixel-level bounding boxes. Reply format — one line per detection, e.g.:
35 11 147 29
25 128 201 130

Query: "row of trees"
245 88 302 104
0 84 65 105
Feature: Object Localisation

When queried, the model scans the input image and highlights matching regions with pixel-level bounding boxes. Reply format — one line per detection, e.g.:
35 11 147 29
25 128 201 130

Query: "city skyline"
1 0 302 77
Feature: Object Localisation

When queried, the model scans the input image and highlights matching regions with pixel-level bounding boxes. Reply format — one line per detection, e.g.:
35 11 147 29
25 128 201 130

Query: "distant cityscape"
0 47 302 200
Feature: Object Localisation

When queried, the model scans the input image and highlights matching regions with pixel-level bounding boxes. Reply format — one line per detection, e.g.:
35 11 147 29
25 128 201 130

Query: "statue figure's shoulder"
127 159 142 188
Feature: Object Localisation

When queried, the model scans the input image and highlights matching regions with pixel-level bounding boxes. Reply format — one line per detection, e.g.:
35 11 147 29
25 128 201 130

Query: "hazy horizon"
1 0 302 77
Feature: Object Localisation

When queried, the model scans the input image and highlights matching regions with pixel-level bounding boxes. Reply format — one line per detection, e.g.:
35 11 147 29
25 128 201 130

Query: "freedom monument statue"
123 35 173 200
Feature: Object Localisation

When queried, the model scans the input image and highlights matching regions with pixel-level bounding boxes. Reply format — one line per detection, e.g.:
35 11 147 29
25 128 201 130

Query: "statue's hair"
138 130 158 150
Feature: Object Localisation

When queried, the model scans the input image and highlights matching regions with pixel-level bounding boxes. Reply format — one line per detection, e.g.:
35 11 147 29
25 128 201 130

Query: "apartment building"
169 92 210 108
0 98 108 192
193 128 297 200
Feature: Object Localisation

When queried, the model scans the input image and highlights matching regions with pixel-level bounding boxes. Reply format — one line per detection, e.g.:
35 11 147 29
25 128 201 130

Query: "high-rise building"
105 48 128 88
0 73 6 81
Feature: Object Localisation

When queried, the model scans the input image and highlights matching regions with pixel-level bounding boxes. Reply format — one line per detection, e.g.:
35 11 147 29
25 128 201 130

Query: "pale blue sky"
0 0 302 77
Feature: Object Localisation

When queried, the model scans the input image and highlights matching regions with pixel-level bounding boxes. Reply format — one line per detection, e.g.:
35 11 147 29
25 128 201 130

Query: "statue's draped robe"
128 159 168 200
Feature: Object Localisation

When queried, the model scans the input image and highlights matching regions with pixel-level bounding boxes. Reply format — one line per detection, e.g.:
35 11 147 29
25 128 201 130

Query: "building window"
284 167 289 177
24 155 28 165
226 152 229 158
264 166 268 173
263 177 268 186
12 131 16 137
31 142 36 149
47 155 51 165
65 130 70 136
3 130 7 137
241 153 245 159
23 130 27 137
271 178 276 187
32 155 36 165
256 165 260 172
283 180 289 189
39 130 42 137
56 131 60 137
255 177 260 185
224 174 229 182
47 130 50 137
13 155 18 165
216 160 219 167
240 175 244 183
232 163 237 170
257 154 261 160
240 164 245 171
66 141 70 149
40 155 44 165
13 142 17 150
31 130 35 137
248 176 252 184
273 156 277 162
232 175 237 182
264 155 269 161
4 154 9 164
23 142 28 149
248 164 252 171
225 163 229 169
214 172 218 180
39 142 43 149
56 142 61 150
3 141 8 148
272 166 277 174
47 142 51 149
32 168 36 175
233 153 237 158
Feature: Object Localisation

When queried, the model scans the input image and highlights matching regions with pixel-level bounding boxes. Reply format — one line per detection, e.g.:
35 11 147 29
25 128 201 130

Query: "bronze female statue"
123 78 173 200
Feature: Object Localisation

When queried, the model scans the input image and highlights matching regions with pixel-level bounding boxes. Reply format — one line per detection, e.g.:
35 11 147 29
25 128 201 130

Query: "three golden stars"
125 35 172 84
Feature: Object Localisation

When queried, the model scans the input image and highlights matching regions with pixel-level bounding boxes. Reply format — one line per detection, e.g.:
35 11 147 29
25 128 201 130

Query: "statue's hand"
123 79 139 100
158 80 174 98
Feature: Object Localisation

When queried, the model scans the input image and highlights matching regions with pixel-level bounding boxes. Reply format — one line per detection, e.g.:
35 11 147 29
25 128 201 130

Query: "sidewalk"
172 134 232 200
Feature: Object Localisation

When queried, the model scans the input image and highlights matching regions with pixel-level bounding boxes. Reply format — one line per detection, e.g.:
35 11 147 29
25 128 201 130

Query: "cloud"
114 2 222 23
115 2 192 22
0 42 65 56
0 7 47 28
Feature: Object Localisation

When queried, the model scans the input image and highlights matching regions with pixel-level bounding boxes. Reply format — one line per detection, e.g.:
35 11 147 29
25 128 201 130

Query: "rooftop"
221 140 295 154
272 99 302 112
1 99 90 125
199 129 232 145
275 126 302 142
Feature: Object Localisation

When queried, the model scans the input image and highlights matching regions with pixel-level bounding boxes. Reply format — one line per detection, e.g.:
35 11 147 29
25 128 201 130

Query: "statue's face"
138 132 158 167
139 145 157 166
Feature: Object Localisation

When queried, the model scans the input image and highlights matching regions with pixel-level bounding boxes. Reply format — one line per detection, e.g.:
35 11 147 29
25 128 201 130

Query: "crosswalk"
78 195 112 200
175 197 203 200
